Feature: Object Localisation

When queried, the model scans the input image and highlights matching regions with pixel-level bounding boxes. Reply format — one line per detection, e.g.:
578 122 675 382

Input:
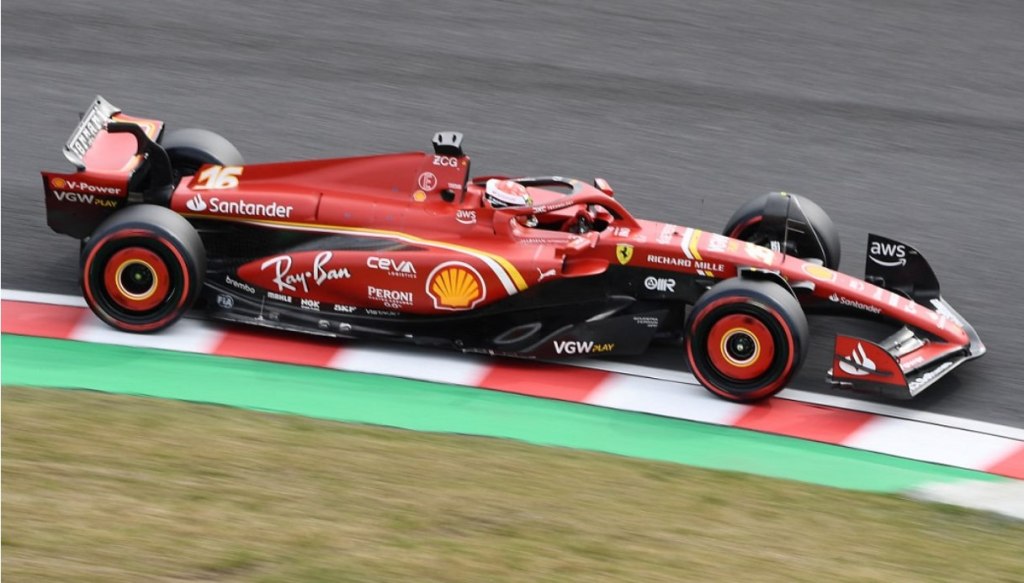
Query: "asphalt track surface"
3 1 1023 426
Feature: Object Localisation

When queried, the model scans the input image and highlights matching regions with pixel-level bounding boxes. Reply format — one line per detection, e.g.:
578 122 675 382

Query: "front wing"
826 235 985 398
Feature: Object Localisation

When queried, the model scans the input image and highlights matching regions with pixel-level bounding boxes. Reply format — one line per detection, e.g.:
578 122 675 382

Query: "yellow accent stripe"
690 229 711 276
185 214 529 292
689 229 703 261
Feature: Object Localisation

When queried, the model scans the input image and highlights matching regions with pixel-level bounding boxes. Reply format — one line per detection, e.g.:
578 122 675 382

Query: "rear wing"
60 95 166 174
42 95 172 238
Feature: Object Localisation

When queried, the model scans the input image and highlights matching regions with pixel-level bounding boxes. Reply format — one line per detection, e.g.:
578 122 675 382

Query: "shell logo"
427 261 486 310
51 177 67 189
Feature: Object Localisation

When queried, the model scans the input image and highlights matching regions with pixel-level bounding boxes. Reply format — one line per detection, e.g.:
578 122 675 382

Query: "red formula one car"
40 96 985 402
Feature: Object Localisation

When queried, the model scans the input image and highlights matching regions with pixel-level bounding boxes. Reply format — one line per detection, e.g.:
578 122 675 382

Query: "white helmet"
485 179 532 208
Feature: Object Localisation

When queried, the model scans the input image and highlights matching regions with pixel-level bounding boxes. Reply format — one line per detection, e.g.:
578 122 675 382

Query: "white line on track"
73 312 226 354
588 375 749 425
2 289 88 308
329 345 491 386
843 416 1023 471
569 357 1024 441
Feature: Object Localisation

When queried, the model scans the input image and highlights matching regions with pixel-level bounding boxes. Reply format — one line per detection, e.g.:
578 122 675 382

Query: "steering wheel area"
476 176 640 236
561 205 597 233
508 177 603 233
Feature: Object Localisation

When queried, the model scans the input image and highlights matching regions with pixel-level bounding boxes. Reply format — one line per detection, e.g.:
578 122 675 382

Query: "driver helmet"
485 179 532 208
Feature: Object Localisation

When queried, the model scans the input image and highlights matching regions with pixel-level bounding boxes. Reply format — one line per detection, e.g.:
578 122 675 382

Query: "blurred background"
3 0 1023 423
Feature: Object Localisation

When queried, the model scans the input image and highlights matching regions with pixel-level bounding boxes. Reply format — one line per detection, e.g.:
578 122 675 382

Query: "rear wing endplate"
64 95 121 170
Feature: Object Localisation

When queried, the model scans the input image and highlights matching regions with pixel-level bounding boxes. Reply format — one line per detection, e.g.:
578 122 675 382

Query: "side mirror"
593 177 614 197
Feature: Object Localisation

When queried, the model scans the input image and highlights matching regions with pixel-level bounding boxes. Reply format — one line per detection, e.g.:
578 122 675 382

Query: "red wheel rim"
102 247 171 312
705 314 775 381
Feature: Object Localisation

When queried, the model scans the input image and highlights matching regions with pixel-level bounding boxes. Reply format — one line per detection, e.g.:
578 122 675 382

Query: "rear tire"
161 128 244 177
723 192 841 270
81 205 205 333
685 278 808 402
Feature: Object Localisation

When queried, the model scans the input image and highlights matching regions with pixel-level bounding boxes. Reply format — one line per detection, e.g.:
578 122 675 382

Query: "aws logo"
869 241 907 267
427 261 485 310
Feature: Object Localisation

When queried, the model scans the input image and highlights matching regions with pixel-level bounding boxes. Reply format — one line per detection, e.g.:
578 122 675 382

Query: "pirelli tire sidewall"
685 278 809 402
81 204 205 333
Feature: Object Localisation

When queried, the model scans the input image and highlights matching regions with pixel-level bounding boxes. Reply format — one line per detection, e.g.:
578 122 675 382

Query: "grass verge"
3 386 1023 582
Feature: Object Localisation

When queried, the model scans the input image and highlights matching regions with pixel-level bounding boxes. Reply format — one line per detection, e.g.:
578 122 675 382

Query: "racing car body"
40 96 985 402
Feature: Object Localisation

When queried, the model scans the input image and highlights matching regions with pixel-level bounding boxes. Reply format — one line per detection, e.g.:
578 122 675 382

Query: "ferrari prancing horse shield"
616 243 634 265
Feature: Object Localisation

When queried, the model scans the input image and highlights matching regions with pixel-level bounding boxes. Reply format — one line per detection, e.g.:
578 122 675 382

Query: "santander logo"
839 343 877 376
183 193 293 218
186 193 207 212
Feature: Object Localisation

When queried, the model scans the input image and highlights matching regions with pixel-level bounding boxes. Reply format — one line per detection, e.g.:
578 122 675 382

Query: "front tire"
81 205 205 333
723 192 841 270
685 278 808 402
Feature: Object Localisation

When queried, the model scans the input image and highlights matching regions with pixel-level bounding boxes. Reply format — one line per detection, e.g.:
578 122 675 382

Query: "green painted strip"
1 334 1004 492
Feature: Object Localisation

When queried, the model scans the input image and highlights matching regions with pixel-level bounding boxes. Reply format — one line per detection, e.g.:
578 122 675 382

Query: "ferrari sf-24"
40 96 985 402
